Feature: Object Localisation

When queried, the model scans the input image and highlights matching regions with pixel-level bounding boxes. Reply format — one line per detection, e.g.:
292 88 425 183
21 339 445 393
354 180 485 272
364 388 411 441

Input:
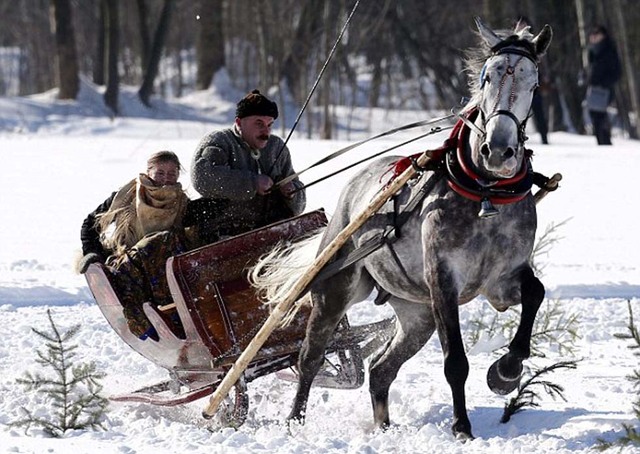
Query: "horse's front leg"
487 266 545 395
429 269 473 440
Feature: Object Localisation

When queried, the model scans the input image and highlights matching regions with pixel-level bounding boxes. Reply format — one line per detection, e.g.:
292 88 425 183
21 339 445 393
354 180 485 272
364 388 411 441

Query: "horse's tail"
249 228 325 326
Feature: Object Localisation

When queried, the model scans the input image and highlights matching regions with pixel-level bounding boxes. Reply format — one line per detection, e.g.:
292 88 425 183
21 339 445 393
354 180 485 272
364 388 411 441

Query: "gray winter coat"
191 126 306 234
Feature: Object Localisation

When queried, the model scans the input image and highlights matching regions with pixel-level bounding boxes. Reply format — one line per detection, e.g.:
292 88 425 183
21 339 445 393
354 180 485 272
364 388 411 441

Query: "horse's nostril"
503 148 515 159
480 143 490 158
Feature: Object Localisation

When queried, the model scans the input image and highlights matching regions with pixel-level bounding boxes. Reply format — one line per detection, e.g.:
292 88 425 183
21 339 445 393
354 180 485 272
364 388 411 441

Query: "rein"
277 113 454 188
269 0 362 176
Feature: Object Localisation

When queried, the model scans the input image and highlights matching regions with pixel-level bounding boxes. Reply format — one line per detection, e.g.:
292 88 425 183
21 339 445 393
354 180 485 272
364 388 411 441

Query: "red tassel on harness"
382 118 464 185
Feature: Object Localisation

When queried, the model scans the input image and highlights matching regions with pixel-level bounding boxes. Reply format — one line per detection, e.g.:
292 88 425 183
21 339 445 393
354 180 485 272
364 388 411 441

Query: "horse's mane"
463 25 537 112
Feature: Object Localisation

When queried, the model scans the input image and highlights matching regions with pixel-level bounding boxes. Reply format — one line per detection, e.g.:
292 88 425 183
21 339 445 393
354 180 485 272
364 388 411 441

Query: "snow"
1 78 639 453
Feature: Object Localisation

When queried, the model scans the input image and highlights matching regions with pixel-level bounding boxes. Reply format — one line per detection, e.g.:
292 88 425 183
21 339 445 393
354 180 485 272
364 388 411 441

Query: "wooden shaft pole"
201 150 434 418
533 173 562 204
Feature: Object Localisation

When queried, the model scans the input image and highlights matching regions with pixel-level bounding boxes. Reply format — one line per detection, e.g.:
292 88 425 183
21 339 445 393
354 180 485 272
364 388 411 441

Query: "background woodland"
1 0 638 139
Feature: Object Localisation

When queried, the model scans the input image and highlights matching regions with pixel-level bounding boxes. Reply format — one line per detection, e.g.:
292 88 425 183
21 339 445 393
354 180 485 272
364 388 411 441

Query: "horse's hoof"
373 419 390 432
487 355 523 395
286 415 305 427
451 418 474 441
454 431 475 442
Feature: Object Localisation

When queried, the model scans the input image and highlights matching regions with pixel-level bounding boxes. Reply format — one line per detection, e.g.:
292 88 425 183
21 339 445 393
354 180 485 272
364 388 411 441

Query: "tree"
136 0 151 73
612 0 639 139
10 309 108 437
103 0 120 114
195 0 225 90
93 0 106 86
279 0 324 104
50 0 79 99
138 0 173 106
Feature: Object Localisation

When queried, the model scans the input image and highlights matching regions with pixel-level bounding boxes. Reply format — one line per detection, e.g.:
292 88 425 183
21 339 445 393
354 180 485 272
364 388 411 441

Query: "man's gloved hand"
279 181 296 199
78 252 103 274
256 175 274 195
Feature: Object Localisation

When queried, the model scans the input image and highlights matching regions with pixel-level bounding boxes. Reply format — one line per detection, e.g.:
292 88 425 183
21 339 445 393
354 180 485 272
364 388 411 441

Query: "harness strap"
310 169 445 286
383 239 424 297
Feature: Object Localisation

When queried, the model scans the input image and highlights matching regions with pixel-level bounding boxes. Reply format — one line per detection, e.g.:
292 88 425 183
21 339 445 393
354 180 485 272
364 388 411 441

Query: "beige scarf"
97 174 188 257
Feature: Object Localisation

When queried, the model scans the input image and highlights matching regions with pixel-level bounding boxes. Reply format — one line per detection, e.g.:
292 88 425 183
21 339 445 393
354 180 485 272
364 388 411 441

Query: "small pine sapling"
530 299 580 357
500 360 579 423
529 219 570 277
465 299 580 357
11 309 108 437
597 300 640 449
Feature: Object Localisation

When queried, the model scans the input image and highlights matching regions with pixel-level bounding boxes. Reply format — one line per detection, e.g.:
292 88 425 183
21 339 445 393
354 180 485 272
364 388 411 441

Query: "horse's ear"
532 24 553 56
474 16 501 48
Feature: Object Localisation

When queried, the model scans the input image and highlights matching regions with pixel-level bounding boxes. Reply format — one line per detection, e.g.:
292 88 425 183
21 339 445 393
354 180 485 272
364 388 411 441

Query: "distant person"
78 151 208 339
191 90 306 242
515 15 550 144
585 25 622 145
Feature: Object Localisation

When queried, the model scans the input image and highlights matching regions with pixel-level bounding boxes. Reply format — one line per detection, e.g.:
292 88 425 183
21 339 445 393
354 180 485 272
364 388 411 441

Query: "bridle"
470 44 539 148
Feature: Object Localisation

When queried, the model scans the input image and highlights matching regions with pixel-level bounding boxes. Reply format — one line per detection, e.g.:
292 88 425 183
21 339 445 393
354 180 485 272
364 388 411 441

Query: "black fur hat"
235 89 278 120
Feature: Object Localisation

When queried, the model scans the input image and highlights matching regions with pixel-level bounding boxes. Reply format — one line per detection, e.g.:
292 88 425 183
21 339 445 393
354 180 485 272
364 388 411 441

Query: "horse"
252 17 552 440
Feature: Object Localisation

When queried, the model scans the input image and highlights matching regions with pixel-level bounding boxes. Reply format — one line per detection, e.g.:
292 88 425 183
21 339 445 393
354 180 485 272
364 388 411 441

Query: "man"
191 90 306 240
586 25 621 145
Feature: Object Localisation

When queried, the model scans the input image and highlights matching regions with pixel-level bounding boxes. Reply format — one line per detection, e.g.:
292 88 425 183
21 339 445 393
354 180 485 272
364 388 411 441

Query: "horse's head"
466 17 552 179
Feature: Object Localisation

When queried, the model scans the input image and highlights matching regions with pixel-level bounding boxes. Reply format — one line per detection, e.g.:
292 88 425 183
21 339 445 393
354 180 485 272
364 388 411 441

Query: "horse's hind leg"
369 298 435 430
287 267 372 424
487 267 545 394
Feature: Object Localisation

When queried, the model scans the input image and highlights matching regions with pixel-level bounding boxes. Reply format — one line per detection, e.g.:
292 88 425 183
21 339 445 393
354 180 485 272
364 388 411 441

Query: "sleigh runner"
85 209 394 425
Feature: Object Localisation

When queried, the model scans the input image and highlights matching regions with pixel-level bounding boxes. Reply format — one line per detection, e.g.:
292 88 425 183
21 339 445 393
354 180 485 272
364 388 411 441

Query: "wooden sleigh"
85 210 394 426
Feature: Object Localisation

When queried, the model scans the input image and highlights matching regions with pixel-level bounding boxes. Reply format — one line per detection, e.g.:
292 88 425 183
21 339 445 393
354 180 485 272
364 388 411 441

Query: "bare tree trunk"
50 0 79 99
253 1 267 87
136 0 151 70
321 1 333 140
93 0 106 86
574 0 588 68
138 0 173 106
195 0 224 90
613 0 639 139
280 0 323 103
103 0 119 115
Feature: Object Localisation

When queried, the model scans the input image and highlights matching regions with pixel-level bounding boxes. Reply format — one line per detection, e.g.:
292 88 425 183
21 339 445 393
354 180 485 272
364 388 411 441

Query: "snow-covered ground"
0 79 639 453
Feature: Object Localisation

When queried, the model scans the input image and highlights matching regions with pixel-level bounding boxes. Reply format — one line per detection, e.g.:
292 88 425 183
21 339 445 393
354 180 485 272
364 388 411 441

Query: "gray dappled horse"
255 18 552 439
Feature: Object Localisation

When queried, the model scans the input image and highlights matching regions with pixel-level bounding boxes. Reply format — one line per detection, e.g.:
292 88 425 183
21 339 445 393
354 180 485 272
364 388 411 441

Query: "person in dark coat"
78 151 223 339
79 153 225 269
191 90 306 243
586 25 622 145
79 151 189 268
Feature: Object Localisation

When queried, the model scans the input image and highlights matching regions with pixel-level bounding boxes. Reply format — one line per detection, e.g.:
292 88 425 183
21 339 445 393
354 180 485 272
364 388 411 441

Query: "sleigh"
85 209 394 426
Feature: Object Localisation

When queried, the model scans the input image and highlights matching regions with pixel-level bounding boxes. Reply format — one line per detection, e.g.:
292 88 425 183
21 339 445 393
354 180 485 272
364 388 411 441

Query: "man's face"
148 161 179 186
236 115 275 150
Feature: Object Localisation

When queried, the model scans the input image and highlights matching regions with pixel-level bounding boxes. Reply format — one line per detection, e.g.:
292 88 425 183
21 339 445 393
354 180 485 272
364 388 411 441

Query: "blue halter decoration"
479 62 488 88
